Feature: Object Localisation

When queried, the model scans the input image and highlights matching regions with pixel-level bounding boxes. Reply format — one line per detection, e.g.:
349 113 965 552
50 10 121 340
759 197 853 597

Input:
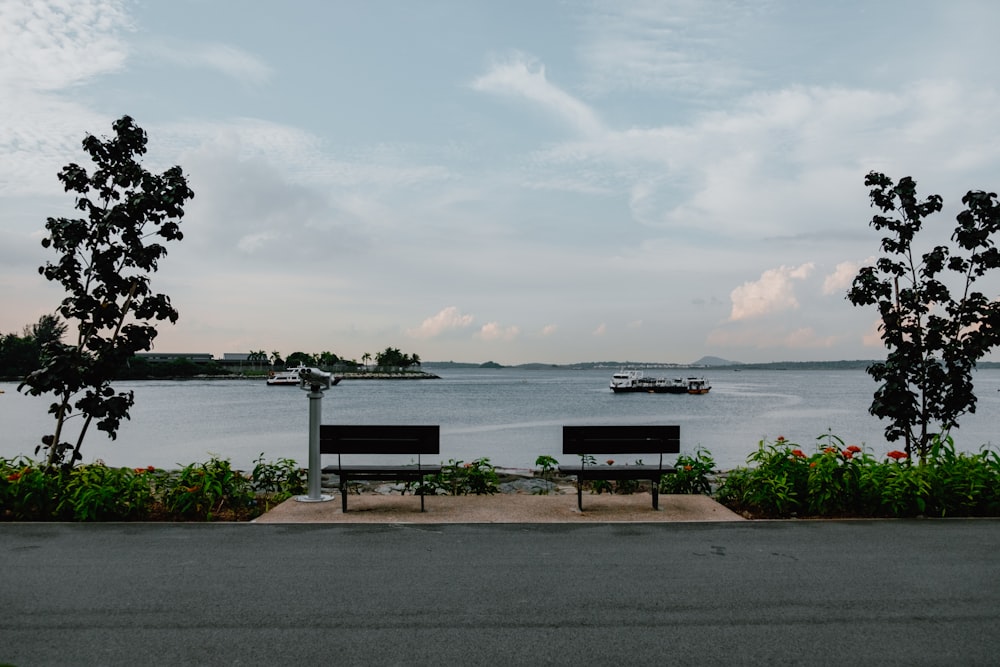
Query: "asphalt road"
3 520 999 666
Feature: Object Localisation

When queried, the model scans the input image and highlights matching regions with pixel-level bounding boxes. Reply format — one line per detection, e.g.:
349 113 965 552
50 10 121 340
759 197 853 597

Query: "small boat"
685 377 711 394
610 369 710 394
267 364 342 386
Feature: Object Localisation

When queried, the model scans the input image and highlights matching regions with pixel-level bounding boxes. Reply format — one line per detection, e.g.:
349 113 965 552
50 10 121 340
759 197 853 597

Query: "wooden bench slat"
320 424 439 455
562 425 680 455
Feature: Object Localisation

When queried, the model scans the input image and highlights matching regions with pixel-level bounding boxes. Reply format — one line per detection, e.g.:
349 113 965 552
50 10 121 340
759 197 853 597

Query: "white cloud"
593 323 607 336
541 324 558 336
0 0 130 91
406 307 475 339
707 324 839 350
236 231 278 254
578 0 758 96
823 258 873 295
145 41 273 85
477 322 520 341
729 263 815 321
471 53 605 137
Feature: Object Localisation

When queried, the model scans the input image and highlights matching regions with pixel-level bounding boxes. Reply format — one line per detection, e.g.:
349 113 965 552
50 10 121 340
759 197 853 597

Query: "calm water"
2 367 999 471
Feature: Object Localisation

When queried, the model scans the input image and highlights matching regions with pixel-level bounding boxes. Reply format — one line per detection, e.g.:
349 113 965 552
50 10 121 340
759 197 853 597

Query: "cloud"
729 263 814 321
477 322 520 341
0 0 131 197
707 324 839 350
541 324 558 336
471 53 605 137
578 0 758 96
823 258 873 295
862 319 883 348
236 231 279 254
144 40 273 86
593 323 607 336
406 307 475 339
0 0 130 91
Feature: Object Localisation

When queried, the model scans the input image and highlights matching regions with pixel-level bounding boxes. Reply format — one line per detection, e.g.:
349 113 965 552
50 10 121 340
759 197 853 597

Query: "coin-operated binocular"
296 366 335 503
298 366 332 390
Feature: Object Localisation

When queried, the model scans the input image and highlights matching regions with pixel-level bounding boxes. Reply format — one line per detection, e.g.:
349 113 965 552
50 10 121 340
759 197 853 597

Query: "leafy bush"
660 447 716 495
2 456 64 520
534 454 558 480
59 464 155 521
716 434 1000 518
251 454 307 510
2 455 308 522
419 458 500 496
159 457 256 520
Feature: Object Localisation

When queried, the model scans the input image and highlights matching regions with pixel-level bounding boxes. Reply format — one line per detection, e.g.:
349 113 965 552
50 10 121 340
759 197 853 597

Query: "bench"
320 425 442 512
558 425 680 511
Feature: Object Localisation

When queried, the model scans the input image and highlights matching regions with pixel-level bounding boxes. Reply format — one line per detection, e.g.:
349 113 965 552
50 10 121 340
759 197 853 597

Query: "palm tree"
361 352 371 372
247 350 267 370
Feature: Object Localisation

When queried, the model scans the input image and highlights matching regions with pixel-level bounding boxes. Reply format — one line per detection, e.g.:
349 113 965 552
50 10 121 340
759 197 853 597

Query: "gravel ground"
253 487 744 523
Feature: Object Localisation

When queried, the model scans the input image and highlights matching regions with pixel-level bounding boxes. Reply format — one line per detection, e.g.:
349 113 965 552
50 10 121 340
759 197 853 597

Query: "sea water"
2 366 999 471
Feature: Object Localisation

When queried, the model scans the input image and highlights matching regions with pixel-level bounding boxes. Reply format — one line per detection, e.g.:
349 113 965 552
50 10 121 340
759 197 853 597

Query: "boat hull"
610 385 688 394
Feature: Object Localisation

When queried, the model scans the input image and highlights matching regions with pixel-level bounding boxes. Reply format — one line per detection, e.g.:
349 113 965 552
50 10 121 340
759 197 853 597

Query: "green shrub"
59 464 155 521
2 456 65 520
660 447 716 495
534 454 558 480
160 457 255 520
250 454 307 510
419 457 500 496
716 434 1000 518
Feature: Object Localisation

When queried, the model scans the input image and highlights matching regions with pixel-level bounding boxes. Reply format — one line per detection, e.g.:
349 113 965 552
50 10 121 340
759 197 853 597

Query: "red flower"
147 465 156 472
790 449 806 458
823 447 837 454
776 436 786 443
846 445 862 453
134 467 145 474
606 459 615 466
683 465 693 471
6 472 21 482
887 450 908 460
809 462 817 468
842 450 854 460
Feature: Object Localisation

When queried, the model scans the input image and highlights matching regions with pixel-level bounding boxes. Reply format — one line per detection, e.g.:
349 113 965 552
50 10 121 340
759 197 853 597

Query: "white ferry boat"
267 364 342 386
609 369 710 394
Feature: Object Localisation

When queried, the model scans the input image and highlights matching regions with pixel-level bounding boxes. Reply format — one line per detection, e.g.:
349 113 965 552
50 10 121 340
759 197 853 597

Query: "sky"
2 0 1000 366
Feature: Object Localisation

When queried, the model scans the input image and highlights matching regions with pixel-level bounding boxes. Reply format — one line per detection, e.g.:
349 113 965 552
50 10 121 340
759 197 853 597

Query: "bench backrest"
320 424 440 455
563 425 680 455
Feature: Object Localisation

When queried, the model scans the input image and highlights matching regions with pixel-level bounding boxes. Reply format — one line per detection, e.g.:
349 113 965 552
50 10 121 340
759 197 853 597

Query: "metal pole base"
293 494 336 503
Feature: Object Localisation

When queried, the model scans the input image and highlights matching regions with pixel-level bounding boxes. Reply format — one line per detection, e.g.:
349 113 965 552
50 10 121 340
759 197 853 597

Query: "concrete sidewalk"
254 490 745 523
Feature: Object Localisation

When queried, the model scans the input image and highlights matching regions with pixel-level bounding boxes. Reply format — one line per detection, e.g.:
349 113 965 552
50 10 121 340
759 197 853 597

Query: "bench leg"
419 487 426 512
652 483 659 510
577 479 583 511
340 478 348 513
